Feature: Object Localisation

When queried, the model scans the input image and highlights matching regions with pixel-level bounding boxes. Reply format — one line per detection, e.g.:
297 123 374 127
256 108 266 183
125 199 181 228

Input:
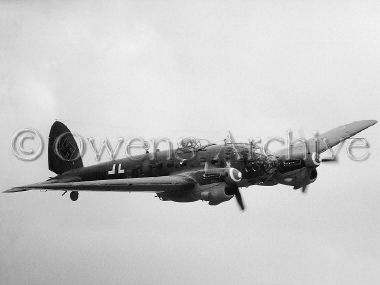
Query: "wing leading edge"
3 175 196 193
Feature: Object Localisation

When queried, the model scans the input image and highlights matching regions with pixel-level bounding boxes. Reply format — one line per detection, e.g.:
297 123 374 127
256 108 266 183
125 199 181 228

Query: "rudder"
48 121 83 174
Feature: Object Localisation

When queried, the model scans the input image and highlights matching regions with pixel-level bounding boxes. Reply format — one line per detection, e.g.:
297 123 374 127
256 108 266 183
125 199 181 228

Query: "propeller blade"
225 185 245 210
235 188 245 210
301 185 308 193
321 157 338 163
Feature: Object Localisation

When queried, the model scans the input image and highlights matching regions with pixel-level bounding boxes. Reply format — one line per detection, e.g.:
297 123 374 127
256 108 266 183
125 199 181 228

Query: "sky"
0 1 379 284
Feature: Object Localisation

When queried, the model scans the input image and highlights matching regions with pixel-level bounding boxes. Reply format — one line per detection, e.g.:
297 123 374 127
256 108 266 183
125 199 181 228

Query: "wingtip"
369 120 378 125
364 120 378 128
355 120 377 128
3 187 15 193
3 187 29 193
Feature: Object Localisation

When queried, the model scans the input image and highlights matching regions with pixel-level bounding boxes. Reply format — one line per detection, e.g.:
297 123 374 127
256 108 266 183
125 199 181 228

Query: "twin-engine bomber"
4 120 377 210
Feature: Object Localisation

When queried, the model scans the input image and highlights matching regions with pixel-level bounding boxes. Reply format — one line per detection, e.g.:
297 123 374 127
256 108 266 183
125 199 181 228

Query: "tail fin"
48 121 83 174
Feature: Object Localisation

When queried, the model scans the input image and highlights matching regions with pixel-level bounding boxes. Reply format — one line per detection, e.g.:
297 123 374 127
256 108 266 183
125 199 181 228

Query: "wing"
3 175 197 193
274 120 377 159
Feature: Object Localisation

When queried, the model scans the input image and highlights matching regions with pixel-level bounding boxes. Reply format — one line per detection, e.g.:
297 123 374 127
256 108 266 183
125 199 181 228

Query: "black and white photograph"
1 1 379 284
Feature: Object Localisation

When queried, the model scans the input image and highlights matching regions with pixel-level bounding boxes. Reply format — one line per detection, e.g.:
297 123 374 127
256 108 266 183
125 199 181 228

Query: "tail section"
48 121 83 174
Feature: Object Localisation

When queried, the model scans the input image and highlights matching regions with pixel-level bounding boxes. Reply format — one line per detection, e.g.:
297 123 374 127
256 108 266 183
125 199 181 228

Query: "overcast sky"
1 1 379 285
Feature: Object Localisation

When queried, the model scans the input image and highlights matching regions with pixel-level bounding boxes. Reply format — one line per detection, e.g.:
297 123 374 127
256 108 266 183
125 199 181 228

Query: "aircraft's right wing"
3 166 240 194
274 120 377 159
3 175 197 193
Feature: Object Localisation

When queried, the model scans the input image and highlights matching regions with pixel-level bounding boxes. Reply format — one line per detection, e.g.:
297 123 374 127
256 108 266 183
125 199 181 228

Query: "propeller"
290 129 336 193
204 158 245 210
225 185 245 210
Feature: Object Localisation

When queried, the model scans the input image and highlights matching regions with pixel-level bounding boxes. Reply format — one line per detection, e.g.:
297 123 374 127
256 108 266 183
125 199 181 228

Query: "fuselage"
55 144 280 188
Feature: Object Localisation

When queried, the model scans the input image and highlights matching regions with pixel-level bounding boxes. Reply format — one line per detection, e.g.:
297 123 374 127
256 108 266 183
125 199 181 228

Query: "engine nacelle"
304 153 321 167
203 167 243 185
280 167 318 188
200 185 234 205
309 168 318 183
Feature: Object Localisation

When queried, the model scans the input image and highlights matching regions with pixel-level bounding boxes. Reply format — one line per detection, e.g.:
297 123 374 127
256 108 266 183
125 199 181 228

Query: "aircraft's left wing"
274 120 377 159
3 175 197 193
